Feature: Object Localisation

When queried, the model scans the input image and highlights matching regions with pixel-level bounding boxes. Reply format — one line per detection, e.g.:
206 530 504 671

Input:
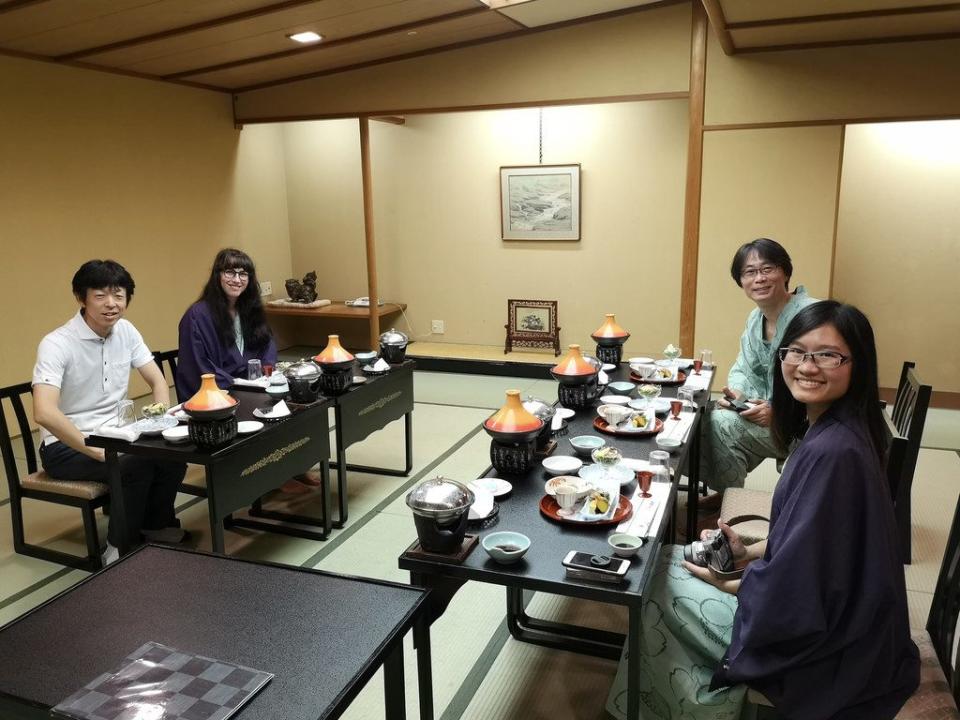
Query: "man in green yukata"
701 238 817 495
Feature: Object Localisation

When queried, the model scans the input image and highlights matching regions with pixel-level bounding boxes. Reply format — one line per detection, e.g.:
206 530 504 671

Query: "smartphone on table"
562 551 630 583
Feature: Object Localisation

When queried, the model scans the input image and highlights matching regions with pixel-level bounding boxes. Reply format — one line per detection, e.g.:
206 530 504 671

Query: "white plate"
628 357 655 365
472 477 512 498
161 426 190 443
352 376 367 385
579 463 636 486
601 363 616 372
542 455 583 476
599 395 630 406
467 484 495 520
544 475 592 497
134 416 178 436
237 420 264 435
555 408 575 420
629 397 672 414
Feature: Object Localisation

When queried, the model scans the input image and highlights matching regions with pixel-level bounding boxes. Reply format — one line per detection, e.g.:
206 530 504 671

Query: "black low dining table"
399 363 715 720
0 545 432 720
86 389 334 555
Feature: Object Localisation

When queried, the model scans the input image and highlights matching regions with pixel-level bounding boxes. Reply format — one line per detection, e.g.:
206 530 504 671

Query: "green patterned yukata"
701 286 815 490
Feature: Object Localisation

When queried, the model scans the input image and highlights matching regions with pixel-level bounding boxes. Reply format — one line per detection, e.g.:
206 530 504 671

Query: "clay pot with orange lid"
483 390 545 475
314 335 355 395
551 344 601 409
590 313 630 365
184 373 239 447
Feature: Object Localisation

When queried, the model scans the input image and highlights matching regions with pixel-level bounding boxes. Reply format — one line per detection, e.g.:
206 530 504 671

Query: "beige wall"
696 126 841 377
704 33 960 126
0 55 294 404
235 4 691 121
834 121 960 392
279 100 689 355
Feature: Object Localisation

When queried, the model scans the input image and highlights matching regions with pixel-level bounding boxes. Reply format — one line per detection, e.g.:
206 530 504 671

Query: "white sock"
101 543 119 567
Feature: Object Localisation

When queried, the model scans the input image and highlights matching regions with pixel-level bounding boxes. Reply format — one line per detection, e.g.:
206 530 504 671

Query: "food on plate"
588 490 611 514
141 402 167 417
631 414 649 429
656 368 673 379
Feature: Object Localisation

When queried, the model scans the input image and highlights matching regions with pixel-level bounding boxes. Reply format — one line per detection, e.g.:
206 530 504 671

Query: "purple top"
175 301 277 402
714 404 919 718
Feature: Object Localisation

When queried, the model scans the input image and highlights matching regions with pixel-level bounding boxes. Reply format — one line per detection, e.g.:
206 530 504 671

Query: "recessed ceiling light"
407 30 418 36
287 31 322 44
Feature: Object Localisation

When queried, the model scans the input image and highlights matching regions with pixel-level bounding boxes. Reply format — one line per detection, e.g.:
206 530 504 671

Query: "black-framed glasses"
221 269 249 281
778 347 850 369
740 264 778 281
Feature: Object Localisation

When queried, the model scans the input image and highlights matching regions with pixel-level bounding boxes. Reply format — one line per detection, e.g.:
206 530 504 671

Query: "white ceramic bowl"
544 475 593 497
597 404 633 426
656 436 682 454
542 455 583 476
608 533 643 558
599 394 630 406
569 435 606 458
482 532 530 564
628 357 655 365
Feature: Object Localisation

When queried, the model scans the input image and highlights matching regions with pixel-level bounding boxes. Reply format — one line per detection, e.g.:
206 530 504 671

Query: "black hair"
730 238 793 289
72 260 136 304
200 248 272 352
770 300 887 463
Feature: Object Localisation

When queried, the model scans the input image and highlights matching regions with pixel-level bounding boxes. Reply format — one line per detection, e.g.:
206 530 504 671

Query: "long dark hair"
770 300 887 462
200 248 272 352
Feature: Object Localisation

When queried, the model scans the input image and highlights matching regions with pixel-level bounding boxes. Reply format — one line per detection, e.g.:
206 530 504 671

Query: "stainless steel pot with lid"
283 359 322 403
379 328 409 347
406 477 474 524
379 328 409 363
522 395 556 423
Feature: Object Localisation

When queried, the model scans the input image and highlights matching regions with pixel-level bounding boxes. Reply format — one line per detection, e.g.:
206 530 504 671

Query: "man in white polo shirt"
33 259 186 565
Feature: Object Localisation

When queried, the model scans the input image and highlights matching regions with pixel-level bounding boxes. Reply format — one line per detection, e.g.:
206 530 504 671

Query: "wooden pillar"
679 2 708 357
359 116 380 350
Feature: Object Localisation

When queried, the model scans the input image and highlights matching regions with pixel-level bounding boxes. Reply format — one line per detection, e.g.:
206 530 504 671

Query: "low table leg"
628 604 641 720
414 617 434 720
384 640 406 720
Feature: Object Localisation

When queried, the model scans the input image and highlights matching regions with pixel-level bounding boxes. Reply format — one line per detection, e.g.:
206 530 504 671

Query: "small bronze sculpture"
285 271 318 303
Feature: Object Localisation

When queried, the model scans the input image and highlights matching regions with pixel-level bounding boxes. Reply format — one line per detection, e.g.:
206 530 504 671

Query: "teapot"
283 359 322 403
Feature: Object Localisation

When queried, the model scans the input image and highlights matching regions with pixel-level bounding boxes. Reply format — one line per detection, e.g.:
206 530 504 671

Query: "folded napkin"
365 358 391 373
657 412 695 443
598 370 609 385
616 481 670 537
95 422 141 442
682 369 713 392
255 400 291 419
620 458 675 476
232 377 270 388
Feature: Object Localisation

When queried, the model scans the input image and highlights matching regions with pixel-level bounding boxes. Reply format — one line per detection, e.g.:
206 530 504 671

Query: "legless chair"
0 381 107 571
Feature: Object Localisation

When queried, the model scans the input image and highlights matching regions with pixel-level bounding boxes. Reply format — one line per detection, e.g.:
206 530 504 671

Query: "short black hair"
72 260 135 304
730 238 793 288
770 300 887 462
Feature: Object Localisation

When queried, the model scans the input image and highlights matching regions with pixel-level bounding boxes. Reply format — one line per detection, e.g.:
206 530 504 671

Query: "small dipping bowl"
266 383 289 398
607 533 643 558
542 455 583 476
569 435 605 458
355 351 378 364
656 436 682 454
606 381 636 396
482 531 530 565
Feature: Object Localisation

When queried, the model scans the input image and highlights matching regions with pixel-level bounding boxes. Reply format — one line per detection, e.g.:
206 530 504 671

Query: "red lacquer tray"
539 494 633 526
630 370 686 385
593 416 664 437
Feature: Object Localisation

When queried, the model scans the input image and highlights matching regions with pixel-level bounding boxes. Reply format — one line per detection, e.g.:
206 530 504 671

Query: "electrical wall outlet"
259 280 272 297
431 320 445 334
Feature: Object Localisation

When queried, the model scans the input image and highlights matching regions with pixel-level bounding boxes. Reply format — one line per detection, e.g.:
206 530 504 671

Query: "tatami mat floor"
1 368 958 719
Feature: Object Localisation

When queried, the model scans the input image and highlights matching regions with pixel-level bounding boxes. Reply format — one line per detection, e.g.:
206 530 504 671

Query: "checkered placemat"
53 642 273 720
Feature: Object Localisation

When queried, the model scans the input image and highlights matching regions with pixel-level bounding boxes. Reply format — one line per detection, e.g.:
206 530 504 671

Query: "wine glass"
591 445 623 493
692 358 703 375
636 470 653 499
669 399 683 421
637 383 661 410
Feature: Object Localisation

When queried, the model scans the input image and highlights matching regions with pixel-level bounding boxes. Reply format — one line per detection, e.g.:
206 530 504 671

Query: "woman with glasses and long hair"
606 300 918 719
176 249 319 494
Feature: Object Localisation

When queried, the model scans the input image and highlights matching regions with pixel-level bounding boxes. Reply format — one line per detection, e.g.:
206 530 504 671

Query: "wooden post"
359 116 380 350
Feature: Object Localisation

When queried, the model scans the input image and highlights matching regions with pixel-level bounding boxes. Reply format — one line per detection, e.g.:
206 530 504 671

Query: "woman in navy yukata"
606 300 919 720
176 248 321 494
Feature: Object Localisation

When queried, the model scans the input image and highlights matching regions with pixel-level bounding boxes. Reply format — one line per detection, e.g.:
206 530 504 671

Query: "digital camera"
683 528 734 572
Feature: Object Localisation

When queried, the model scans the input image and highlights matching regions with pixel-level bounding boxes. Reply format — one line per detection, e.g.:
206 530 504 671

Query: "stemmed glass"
663 344 681 363
637 383 661 410
669 399 683 421
692 358 703 375
591 445 623 509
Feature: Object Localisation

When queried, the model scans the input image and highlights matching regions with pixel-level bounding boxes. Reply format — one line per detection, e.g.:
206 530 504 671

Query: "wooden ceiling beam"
736 30 960 54
164 7 489 80
700 0 735 55
57 0 322 61
370 115 405 125
726 3 960 30
0 0 53 16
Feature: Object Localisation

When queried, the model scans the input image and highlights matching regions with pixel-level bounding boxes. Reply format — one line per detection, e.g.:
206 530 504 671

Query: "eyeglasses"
222 269 249 281
778 347 850 369
740 264 779 281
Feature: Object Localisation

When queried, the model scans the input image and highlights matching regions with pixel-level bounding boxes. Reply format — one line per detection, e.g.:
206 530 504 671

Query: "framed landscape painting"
500 164 581 241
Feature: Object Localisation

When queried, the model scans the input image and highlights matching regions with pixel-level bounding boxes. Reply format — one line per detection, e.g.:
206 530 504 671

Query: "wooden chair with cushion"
0 381 107 571
749 484 960 719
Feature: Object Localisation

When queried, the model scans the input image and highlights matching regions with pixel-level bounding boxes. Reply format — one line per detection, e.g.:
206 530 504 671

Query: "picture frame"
500 164 581 241
505 299 561 355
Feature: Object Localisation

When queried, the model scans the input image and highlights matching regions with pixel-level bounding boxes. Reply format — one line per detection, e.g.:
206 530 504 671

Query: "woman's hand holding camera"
682 521 751 595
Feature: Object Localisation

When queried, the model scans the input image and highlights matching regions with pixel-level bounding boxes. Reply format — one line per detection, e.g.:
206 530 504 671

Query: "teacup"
597 404 633 426
631 363 657 379
555 483 581 516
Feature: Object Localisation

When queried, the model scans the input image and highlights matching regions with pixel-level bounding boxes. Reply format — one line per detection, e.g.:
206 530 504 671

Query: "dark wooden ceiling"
1 0 957 93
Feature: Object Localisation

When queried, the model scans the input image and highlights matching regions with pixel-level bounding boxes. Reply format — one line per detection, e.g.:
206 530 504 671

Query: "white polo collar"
69 310 112 341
